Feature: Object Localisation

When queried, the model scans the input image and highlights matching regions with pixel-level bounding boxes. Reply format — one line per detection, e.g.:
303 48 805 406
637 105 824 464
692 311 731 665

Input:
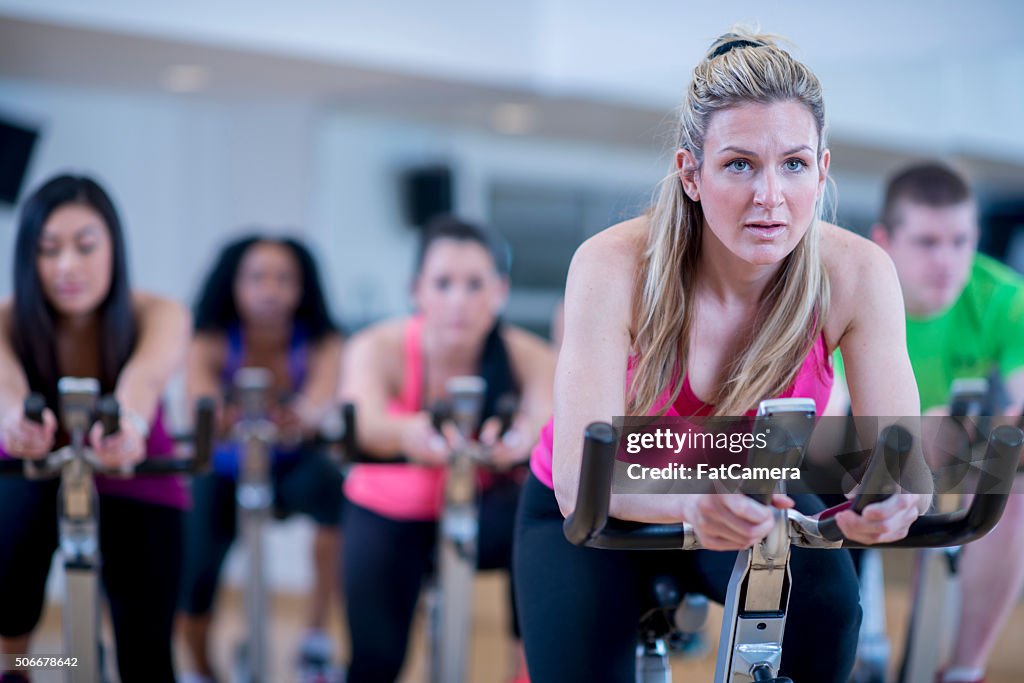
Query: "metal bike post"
60 460 101 683
899 494 962 683
714 514 791 683
56 378 103 683
234 368 275 683
435 377 485 683
851 548 889 683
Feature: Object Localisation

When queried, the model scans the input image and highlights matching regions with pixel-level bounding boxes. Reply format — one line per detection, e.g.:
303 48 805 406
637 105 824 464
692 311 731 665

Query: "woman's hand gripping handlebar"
0 387 215 478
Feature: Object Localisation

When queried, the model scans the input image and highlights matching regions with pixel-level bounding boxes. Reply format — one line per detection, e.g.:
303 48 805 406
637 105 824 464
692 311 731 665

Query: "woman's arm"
0 300 57 456
291 333 344 434
116 292 192 424
551 220 700 524
484 327 555 467
827 228 933 535
339 321 446 465
87 292 190 467
0 300 29 418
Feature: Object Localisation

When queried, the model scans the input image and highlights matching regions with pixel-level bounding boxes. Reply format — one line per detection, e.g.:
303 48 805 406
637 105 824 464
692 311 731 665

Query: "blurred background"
2 0 1024 338
1 3 1024 659
2 3 1024 679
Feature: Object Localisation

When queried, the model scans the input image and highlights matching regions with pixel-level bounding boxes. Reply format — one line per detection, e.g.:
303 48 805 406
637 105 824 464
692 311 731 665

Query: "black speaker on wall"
402 164 453 227
0 115 40 206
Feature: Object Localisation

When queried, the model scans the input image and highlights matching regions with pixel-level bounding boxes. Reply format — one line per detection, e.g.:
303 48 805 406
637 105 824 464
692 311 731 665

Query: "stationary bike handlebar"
564 421 1024 551
0 392 216 478
337 394 519 467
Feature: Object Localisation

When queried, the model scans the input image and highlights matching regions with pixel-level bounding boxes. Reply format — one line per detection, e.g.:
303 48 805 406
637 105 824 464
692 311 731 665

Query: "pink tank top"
343 316 448 521
529 332 834 490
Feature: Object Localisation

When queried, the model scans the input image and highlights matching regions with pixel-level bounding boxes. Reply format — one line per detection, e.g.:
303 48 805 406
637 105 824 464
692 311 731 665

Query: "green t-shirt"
836 254 1024 411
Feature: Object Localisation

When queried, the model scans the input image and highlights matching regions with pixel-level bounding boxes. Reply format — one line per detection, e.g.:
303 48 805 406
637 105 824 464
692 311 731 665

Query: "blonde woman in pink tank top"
513 30 933 683
339 216 555 683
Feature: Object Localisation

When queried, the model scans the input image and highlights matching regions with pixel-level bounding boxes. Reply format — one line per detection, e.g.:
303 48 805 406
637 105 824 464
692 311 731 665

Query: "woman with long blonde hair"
514 29 931 682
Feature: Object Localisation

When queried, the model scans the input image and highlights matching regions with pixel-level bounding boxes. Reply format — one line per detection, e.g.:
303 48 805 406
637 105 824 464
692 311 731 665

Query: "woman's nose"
753 169 784 209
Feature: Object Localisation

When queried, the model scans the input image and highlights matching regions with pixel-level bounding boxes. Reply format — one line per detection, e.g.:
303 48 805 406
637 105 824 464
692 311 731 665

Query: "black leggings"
342 476 521 683
179 450 345 615
513 472 862 683
0 477 183 683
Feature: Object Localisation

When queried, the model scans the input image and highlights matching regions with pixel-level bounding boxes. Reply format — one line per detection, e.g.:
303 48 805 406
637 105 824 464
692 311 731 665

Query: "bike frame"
231 367 277 683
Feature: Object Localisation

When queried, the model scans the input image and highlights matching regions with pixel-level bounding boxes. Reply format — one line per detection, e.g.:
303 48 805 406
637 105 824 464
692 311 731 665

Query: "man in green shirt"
869 162 1024 683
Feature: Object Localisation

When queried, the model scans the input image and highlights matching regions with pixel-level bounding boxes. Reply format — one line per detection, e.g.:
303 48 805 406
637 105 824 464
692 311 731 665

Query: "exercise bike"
896 377 1006 683
0 377 214 683
563 398 1023 683
339 375 518 683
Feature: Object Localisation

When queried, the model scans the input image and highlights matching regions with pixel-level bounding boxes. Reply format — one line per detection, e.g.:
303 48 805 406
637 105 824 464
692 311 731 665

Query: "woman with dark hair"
0 173 191 683
339 215 555 683
178 234 345 683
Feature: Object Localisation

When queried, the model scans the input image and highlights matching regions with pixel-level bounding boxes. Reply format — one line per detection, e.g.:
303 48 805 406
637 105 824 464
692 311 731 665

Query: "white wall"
3 0 1022 156
0 79 317 305
310 111 664 326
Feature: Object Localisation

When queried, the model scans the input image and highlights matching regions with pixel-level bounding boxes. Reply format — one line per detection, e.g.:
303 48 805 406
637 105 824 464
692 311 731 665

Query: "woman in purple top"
0 173 191 683
178 234 345 683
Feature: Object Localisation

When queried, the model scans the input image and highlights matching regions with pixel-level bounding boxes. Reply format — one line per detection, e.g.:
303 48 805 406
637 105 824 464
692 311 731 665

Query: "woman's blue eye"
785 158 807 171
728 159 750 171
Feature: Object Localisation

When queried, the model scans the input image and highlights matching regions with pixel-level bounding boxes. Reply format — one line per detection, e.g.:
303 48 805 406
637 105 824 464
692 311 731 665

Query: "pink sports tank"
529 332 834 490
343 316 448 521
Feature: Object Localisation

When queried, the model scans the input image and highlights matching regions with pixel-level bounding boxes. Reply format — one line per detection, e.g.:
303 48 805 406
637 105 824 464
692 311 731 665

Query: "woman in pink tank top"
514 30 932 683
339 216 555 683
0 174 192 683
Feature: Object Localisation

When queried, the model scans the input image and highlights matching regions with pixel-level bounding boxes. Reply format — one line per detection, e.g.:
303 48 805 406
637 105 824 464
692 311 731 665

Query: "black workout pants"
179 450 345 615
513 472 862 683
342 476 521 683
0 477 183 683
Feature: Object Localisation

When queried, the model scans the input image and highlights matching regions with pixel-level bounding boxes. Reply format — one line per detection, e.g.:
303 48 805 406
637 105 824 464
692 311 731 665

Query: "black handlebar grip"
496 393 518 436
563 422 618 546
24 393 46 424
851 425 913 514
96 395 120 436
193 396 216 472
341 402 358 461
819 425 912 542
430 399 452 433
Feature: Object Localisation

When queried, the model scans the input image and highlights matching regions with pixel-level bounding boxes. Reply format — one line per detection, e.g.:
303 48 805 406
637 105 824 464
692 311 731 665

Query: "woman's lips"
744 222 788 239
54 283 86 297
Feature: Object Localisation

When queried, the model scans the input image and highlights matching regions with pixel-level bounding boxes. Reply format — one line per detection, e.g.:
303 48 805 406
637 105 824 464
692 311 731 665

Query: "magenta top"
530 332 834 490
1 404 188 509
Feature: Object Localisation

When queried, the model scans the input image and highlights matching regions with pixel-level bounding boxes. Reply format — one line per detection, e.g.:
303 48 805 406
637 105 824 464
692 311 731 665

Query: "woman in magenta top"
514 30 932 683
340 215 555 683
0 174 191 683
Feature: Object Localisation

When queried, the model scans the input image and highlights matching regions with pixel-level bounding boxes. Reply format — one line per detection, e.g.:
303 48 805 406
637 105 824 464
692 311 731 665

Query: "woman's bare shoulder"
821 222 900 346
345 316 407 356
130 290 189 324
501 323 555 359
575 216 647 269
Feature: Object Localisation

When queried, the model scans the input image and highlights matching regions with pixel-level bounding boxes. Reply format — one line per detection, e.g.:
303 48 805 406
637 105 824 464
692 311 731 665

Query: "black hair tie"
710 39 764 58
